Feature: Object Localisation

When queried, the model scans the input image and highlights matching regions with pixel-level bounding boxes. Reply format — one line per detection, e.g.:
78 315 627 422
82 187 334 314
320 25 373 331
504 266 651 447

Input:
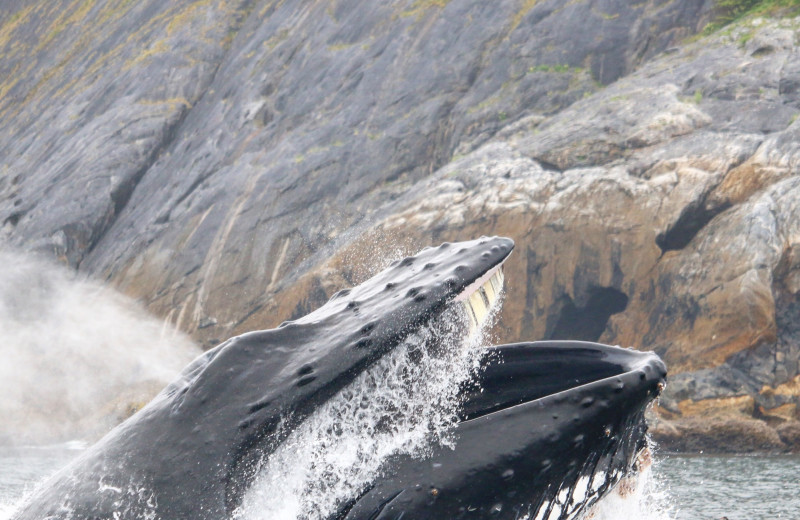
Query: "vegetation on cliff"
707 0 800 33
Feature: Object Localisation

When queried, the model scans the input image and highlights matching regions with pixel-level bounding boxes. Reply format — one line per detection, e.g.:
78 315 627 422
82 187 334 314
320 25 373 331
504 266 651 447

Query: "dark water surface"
0 443 85 518
654 453 800 520
1 445 798 519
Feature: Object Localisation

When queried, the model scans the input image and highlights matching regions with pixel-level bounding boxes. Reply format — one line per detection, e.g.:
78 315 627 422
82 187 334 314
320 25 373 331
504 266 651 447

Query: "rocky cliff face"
2 0 799 451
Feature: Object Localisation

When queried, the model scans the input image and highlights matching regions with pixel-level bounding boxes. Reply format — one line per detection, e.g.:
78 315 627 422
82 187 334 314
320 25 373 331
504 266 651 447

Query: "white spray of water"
582 456 675 520
0 249 200 445
236 301 501 520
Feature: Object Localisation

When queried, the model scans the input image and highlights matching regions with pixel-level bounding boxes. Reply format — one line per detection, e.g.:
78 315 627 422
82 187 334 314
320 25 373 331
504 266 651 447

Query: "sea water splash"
499 448 674 520
236 302 500 520
0 249 199 444
511 451 674 520
585 458 674 520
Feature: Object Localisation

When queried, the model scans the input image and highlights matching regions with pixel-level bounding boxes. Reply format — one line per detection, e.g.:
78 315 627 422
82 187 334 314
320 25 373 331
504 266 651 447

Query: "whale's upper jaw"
241 235 515 409
288 235 513 334
338 341 667 520
261 234 514 387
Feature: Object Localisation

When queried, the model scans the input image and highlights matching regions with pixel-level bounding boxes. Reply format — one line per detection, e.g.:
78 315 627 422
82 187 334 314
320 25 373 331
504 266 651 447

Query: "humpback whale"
12 236 666 520
13 237 511 519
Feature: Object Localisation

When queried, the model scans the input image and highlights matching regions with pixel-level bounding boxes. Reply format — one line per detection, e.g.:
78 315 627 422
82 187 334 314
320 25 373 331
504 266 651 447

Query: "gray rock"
2 0 800 451
0 0 714 345
651 417 789 453
776 421 800 449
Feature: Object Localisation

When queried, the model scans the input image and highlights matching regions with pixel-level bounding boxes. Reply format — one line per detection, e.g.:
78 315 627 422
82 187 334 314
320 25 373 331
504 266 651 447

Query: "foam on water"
583 457 674 520
235 301 501 520
0 504 14 520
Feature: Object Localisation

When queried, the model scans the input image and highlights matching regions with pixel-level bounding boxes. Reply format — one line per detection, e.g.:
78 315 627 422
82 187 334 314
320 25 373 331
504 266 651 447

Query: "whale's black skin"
12 237 514 520
338 341 667 520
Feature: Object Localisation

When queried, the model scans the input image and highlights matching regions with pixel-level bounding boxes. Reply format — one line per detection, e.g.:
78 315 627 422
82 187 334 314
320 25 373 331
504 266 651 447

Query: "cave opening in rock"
550 287 629 342
656 200 728 253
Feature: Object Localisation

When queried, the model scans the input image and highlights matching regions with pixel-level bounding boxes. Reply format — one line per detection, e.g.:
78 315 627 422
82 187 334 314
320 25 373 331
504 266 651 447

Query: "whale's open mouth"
334 341 667 520
236 240 666 520
457 263 505 332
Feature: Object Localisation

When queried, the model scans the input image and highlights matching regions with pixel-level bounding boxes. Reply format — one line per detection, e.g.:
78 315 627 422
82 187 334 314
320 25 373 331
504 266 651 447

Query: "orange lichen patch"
644 156 737 180
657 267 777 374
652 402 680 420
510 0 539 33
658 320 776 375
709 159 790 207
136 97 194 111
232 269 334 338
0 63 21 102
123 38 169 70
34 0 99 54
759 403 797 423
708 321 776 367
677 395 755 418
401 0 453 20
771 375 800 396
0 4 36 49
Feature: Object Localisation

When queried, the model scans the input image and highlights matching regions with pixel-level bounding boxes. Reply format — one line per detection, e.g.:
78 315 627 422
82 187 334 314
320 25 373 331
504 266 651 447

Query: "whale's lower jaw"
337 341 667 520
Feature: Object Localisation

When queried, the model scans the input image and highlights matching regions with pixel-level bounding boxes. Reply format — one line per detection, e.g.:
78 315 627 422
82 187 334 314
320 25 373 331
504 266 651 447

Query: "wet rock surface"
1 1 799 451
651 416 789 453
776 420 800 450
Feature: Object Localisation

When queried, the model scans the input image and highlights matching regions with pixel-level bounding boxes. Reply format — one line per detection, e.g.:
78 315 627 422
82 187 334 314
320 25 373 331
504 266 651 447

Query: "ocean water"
2 444 797 519
0 443 86 519
654 453 800 520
